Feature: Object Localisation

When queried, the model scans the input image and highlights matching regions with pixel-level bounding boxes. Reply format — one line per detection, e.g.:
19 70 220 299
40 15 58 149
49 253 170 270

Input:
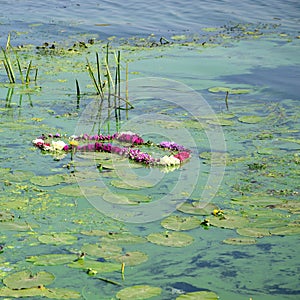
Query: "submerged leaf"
116 285 162 300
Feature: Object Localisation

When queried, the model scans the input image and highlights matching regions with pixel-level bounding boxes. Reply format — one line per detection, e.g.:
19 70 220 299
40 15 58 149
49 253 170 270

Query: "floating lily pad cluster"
0 270 80 299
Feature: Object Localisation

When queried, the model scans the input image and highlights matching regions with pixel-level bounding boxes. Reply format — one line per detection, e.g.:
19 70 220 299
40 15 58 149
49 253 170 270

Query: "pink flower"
174 151 190 162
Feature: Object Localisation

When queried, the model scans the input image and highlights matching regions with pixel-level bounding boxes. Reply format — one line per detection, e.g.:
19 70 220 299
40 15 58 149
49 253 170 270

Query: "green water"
0 27 299 300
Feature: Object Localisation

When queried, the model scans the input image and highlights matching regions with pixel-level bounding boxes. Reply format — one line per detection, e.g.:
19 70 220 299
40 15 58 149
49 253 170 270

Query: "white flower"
32 138 44 145
51 140 67 151
158 155 180 166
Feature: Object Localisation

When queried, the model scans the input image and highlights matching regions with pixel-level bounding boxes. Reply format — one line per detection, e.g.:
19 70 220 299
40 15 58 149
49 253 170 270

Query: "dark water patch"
266 284 300 295
171 282 208 293
256 243 273 251
218 65 300 100
221 250 254 259
220 269 238 278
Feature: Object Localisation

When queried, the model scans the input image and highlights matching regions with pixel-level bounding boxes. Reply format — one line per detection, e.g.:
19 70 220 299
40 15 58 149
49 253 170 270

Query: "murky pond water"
0 1 300 299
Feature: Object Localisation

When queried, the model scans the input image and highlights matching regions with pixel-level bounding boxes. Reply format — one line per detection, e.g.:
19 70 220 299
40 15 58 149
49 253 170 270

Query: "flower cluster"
32 132 190 166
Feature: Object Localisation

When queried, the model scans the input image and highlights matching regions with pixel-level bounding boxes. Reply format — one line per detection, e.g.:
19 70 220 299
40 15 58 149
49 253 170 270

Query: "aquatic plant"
32 131 191 166
1 34 38 84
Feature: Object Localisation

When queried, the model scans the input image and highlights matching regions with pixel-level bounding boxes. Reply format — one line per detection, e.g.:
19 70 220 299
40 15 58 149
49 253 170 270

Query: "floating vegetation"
0 287 80 299
30 174 65 186
3 270 55 290
161 215 202 231
116 285 162 300
222 237 257 245
177 202 219 216
1 34 38 84
208 86 252 94
238 115 264 124
26 254 78 266
176 290 219 300
68 259 120 273
38 233 78 245
147 231 194 247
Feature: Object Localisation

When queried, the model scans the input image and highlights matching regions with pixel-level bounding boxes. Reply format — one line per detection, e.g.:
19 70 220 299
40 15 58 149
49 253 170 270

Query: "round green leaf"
116 285 162 300
0 287 80 299
237 227 272 238
56 185 83 197
3 270 55 289
5 170 35 182
0 211 14 222
238 116 264 124
38 233 77 245
81 243 122 260
100 232 146 244
209 214 250 229
176 291 219 299
147 232 194 247
30 174 65 186
103 193 137 205
222 237 256 245
208 86 251 94
26 254 78 266
177 202 219 216
115 251 148 266
68 259 120 273
270 225 300 236
161 216 201 231
0 222 38 231
111 179 154 189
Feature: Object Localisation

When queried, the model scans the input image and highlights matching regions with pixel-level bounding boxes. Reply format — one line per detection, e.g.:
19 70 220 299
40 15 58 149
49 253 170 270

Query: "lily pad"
56 185 83 197
222 237 257 245
177 202 219 216
0 211 14 222
161 215 202 231
209 213 250 229
208 86 251 94
270 225 300 236
5 170 35 182
116 285 162 300
26 254 78 266
68 259 120 273
38 233 77 245
3 270 55 289
238 115 264 124
30 174 65 186
111 179 154 189
176 291 219 299
0 287 80 299
147 232 194 247
236 227 272 238
103 193 137 205
100 232 146 244
115 251 148 266
0 222 38 231
81 243 122 260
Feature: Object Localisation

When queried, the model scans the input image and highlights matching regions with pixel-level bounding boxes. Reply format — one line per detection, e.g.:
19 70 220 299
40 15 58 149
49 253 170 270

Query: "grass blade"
2 48 15 83
25 60 32 83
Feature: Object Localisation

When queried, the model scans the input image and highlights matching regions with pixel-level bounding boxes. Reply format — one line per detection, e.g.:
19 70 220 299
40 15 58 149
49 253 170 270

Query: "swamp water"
0 24 299 300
